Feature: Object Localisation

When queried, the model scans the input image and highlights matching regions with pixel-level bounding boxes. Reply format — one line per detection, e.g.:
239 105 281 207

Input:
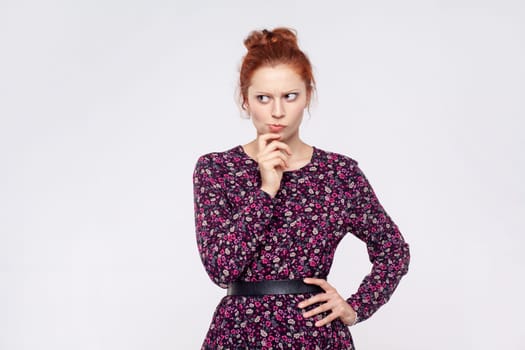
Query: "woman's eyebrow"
253 90 301 95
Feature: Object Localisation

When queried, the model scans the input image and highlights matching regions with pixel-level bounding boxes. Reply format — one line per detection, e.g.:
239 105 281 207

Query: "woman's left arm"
299 159 410 327
343 161 410 324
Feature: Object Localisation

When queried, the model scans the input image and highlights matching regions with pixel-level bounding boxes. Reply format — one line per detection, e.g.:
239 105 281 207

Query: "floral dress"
192 145 410 349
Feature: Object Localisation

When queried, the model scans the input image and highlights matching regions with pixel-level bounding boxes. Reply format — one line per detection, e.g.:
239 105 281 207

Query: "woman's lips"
269 124 285 132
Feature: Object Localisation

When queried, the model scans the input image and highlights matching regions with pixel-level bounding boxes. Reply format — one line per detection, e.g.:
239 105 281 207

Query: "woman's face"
245 64 310 142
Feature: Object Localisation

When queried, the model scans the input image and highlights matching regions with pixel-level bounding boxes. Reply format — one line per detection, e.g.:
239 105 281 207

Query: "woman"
193 27 410 349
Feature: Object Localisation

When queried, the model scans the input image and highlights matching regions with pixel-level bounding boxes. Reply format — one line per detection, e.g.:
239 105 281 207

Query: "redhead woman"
192 28 410 349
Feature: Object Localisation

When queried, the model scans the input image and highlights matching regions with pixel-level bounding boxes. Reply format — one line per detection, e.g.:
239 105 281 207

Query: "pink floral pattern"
193 145 410 349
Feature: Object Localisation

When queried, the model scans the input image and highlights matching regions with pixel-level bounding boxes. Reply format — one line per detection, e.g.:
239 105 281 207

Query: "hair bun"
243 27 299 50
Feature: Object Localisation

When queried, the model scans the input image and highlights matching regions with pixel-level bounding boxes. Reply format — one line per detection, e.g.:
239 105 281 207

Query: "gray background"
1 0 524 349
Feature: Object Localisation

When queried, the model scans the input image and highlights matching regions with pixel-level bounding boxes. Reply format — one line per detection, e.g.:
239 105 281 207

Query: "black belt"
227 279 324 296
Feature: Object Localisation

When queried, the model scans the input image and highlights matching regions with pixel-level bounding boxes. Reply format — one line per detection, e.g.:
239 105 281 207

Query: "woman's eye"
257 95 270 103
285 93 298 101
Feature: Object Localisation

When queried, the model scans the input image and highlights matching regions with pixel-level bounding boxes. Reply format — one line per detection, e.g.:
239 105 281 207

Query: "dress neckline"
236 144 317 174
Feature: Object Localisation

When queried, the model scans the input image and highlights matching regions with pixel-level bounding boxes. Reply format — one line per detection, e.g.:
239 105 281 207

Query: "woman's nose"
272 99 285 118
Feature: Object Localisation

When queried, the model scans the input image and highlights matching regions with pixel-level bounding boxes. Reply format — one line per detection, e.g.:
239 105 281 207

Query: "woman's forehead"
249 64 305 92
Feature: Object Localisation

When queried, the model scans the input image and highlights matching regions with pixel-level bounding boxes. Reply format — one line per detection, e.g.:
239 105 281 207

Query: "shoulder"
193 145 245 177
314 146 360 170
314 147 374 194
313 146 368 187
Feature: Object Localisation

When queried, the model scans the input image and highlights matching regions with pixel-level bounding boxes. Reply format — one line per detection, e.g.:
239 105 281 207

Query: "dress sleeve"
193 154 275 288
343 162 410 323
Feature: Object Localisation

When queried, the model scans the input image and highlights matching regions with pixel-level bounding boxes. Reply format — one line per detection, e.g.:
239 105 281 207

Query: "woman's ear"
305 90 312 109
244 101 252 114
241 103 251 119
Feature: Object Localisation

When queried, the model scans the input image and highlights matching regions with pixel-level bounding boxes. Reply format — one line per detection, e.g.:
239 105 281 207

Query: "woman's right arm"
192 154 275 288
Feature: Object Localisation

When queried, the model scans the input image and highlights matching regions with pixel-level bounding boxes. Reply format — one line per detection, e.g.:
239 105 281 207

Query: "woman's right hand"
256 133 292 198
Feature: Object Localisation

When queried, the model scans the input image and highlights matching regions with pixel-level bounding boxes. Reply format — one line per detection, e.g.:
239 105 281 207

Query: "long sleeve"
343 162 410 323
193 154 275 288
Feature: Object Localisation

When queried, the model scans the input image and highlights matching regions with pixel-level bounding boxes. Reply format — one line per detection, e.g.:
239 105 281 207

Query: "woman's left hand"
298 278 357 327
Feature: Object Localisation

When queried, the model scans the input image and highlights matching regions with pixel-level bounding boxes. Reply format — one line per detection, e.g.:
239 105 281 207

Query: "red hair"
239 27 316 110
